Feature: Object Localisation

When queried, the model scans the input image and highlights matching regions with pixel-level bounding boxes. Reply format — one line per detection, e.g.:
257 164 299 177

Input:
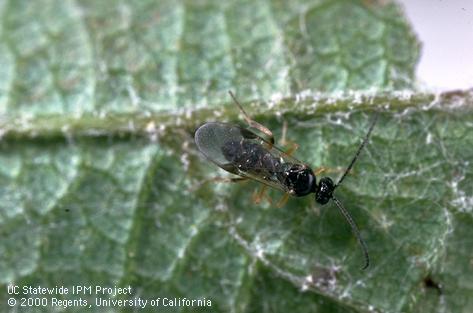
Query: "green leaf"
0 1 472 313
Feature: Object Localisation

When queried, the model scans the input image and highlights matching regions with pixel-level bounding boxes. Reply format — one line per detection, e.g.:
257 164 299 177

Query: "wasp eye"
315 177 334 205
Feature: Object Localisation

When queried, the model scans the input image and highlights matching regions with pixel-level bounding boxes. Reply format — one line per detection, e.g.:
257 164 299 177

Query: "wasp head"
315 177 335 205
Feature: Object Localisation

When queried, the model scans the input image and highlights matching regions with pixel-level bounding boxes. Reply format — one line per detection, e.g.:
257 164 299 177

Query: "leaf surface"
0 1 472 313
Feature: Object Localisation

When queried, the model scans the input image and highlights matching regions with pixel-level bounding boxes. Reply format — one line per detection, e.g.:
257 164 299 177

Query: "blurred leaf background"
0 0 472 312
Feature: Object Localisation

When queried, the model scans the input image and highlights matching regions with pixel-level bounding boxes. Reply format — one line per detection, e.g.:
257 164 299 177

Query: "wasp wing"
195 122 308 193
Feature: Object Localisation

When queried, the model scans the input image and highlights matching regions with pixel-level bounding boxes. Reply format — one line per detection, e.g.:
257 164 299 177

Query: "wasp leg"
280 120 299 156
229 91 275 146
314 167 354 176
314 167 327 176
276 193 290 208
281 141 299 157
252 185 273 205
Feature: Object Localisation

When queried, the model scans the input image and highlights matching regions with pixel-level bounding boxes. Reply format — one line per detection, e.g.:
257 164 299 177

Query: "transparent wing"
195 122 308 193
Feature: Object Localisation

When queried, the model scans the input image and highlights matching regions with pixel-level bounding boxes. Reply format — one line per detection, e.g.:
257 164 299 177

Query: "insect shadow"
195 91 378 270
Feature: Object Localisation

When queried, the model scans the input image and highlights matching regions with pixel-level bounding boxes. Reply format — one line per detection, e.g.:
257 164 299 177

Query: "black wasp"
195 91 378 270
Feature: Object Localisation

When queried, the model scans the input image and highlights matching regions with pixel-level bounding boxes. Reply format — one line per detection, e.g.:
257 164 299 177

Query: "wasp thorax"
280 164 316 197
315 177 335 205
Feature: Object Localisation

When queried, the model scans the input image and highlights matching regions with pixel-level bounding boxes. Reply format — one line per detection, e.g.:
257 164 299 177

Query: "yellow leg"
314 167 327 176
283 142 299 157
229 91 275 146
276 193 290 208
314 166 353 176
252 185 268 204
280 120 299 156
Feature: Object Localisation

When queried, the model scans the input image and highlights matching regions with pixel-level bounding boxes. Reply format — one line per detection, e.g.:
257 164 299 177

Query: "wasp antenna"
332 196 370 270
336 112 379 188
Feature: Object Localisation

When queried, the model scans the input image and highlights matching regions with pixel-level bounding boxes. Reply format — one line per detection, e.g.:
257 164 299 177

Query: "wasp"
195 91 378 269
